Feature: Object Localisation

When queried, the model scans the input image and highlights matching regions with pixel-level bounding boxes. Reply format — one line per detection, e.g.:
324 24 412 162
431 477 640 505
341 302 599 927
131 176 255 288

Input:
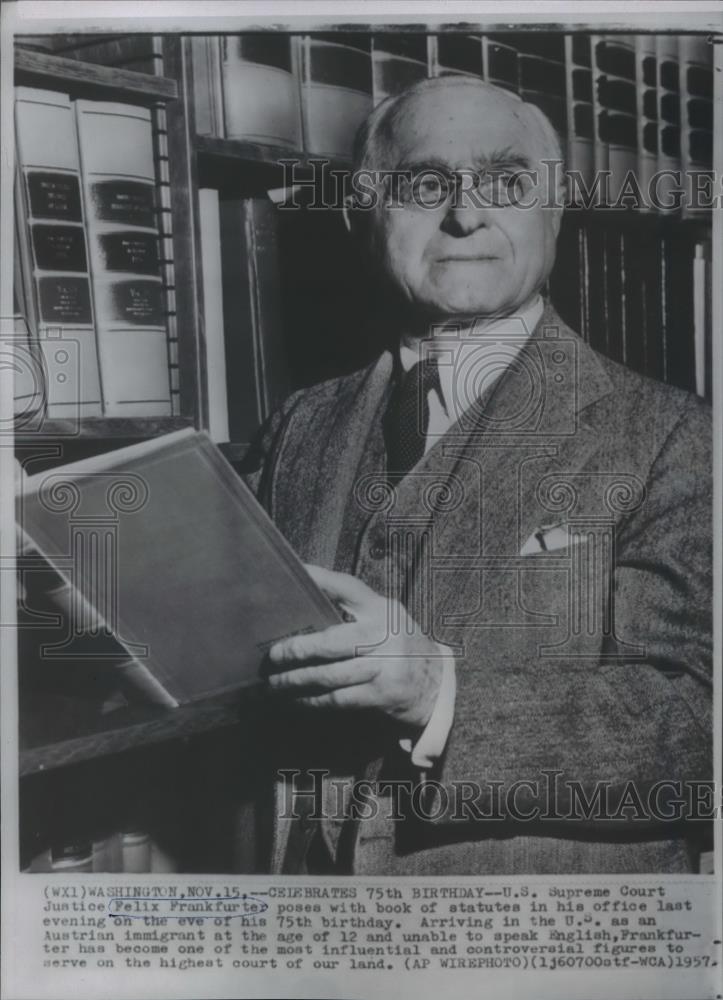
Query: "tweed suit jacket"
243 304 712 875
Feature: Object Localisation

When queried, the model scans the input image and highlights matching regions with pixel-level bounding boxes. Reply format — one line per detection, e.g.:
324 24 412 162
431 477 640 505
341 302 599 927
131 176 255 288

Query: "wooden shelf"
19 687 261 777
15 47 178 103
14 415 194 444
195 133 350 190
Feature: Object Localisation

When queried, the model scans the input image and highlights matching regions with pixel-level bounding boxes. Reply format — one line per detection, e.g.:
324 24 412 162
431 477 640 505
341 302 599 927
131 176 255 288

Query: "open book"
16 428 340 707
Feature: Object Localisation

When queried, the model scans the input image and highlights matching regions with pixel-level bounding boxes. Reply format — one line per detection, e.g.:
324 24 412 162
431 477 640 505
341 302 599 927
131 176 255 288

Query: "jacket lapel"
398 305 615 628
283 352 393 569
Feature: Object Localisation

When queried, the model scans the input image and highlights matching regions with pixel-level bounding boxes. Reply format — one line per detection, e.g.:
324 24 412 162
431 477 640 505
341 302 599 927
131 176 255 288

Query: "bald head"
348 77 565 326
353 75 563 175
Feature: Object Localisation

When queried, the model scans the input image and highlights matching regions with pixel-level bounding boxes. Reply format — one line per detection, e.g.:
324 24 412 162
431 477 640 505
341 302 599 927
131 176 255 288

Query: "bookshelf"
14 47 178 102
13 27 715 874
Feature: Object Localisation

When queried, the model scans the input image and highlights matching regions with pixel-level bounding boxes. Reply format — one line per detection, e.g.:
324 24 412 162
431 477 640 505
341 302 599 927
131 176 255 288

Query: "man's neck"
401 295 544 349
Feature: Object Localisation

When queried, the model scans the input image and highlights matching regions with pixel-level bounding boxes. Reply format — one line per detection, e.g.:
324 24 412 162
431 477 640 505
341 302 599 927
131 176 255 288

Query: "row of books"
24 830 177 873
550 215 711 398
23 31 713 212
182 31 713 213
13 86 176 422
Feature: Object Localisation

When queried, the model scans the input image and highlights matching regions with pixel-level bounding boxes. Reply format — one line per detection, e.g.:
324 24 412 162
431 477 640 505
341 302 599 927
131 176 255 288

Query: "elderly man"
243 76 712 875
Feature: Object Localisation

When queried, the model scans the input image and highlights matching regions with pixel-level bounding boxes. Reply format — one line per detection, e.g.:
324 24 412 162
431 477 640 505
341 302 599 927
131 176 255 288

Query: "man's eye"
411 173 449 205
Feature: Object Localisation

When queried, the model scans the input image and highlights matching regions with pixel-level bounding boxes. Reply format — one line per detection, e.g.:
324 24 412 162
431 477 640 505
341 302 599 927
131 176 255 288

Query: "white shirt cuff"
399 644 456 769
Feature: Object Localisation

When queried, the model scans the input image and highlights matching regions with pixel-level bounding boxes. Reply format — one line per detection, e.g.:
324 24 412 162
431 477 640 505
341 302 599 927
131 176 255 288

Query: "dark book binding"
17 428 341 707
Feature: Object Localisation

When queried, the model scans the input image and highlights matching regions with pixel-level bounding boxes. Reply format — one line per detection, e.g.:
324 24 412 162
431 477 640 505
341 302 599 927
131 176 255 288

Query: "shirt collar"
398 296 544 413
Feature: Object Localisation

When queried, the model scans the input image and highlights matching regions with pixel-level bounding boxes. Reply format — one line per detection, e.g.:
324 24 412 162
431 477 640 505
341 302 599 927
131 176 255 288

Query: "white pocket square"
520 524 586 556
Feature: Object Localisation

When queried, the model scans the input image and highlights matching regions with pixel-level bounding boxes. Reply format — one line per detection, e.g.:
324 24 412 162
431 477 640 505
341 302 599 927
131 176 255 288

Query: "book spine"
150 838 179 873
585 221 609 356
120 830 152 873
693 239 711 398
219 196 290 444
220 34 302 147
16 524 180 707
564 34 595 204
433 33 483 77
115 657 180 707
661 227 696 391
620 225 645 375
22 846 53 872
199 189 230 442
74 99 172 417
656 35 682 214
14 87 103 418
590 35 610 203
679 35 713 218
13 210 45 420
298 35 373 159
371 35 429 105
598 35 637 205
517 50 567 139
547 213 583 336
482 35 519 92
44 34 163 75
604 225 625 363
51 842 94 872
427 34 440 77
635 34 658 211
92 835 122 872
641 223 665 381
190 36 225 137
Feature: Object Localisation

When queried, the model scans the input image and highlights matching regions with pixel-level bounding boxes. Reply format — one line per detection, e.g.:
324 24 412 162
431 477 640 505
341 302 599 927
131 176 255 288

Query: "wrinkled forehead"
382 86 537 170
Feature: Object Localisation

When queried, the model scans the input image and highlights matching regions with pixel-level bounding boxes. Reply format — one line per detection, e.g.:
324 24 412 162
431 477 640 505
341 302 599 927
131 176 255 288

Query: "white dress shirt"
397 297 544 768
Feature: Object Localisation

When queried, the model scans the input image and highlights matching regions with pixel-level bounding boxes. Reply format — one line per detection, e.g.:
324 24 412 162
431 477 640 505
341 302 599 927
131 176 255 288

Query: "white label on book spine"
75 99 171 416
15 88 103 417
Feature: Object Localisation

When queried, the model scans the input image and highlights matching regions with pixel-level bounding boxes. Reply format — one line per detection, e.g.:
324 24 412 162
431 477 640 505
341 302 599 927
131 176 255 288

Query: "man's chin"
419 294 510 322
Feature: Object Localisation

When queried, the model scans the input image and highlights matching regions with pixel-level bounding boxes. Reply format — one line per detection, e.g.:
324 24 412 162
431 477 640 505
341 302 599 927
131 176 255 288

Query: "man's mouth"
436 255 500 262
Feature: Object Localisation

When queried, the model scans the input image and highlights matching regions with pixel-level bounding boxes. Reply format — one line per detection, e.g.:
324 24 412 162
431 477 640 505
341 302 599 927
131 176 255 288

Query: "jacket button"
369 544 385 560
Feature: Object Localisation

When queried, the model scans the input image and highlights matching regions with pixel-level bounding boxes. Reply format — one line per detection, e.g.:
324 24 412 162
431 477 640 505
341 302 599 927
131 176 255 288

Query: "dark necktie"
385 357 443 477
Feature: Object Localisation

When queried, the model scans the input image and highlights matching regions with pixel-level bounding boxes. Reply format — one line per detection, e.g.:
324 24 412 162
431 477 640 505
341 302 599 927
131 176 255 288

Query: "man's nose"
439 199 492 237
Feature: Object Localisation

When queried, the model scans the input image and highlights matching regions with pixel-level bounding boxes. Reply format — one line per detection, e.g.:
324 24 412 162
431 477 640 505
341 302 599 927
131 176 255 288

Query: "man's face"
368 85 561 322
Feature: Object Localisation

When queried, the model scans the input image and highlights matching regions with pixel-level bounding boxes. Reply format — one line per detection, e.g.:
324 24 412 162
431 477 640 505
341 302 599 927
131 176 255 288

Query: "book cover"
298 34 373 159
220 33 302 147
14 87 103 418
16 428 341 707
74 98 172 416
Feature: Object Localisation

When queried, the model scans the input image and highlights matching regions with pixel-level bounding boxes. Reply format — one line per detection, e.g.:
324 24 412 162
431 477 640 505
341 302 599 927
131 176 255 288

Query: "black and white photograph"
1 2 721 999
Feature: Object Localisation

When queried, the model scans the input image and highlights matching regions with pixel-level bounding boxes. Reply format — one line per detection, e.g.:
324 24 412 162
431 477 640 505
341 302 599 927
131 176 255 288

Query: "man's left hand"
267 565 444 730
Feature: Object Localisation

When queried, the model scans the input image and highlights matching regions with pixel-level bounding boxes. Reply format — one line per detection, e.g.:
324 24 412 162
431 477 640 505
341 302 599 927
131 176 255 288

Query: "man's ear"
342 193 355 235
549 173 567 237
